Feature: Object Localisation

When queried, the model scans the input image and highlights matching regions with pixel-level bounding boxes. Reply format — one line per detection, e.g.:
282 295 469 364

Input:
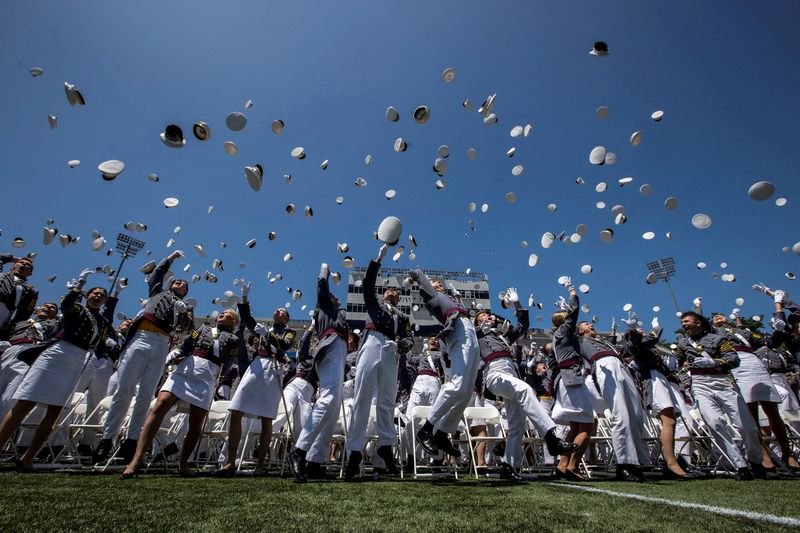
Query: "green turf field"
1 472 798 532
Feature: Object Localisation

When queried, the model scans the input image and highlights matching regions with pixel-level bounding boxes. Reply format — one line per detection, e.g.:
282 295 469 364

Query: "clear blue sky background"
2 1 799 334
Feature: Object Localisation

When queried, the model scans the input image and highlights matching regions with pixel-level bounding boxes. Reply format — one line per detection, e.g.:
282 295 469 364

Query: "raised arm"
317 263 332 309
408 269 436 303
504 288 529 345
149 251 183 297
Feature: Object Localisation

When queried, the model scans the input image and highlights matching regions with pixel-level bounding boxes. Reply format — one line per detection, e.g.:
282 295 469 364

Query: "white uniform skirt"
648 369 683 417
228 356 282 419
13 340 89 407
770 373 800 411
552 379 594 424
161 355 219 411
731 351 781 404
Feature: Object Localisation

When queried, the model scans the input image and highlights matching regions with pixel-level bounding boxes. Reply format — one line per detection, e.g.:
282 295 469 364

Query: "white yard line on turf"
544 482 800 528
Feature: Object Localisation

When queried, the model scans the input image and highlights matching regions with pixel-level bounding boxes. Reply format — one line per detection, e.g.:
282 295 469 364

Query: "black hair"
680 311 711 333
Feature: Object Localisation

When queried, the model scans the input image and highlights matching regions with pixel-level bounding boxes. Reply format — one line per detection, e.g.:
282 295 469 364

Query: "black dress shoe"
176 468 195 478
433 430 461 458
735 467 754 481
376 446 399 476
345 451 362 481
416 423 438 455
289 448 307 483
499 462 524 482
92 439 112 463
306 462 332 480
76 444 94 458
616 464 645 483
212 467 236 478
544 429 579 457
750 462 768 480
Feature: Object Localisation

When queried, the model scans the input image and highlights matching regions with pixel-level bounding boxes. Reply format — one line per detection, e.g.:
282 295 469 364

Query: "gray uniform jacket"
551 293 584 388
311 271 348 361
677 332 740 375
0 254 39 339
178 324 239 378
408 269 466 339
124 255 191 349
364 260 413 353
236 301 296 371
476 308 529 363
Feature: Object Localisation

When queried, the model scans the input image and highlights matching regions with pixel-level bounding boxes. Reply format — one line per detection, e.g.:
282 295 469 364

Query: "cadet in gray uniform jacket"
0 270 118 472
0 302 59 421
345 244 413 479
678 311 765 480
549 281 593 481
289 262 349 483
121 309 239 478
0 254 38 340
95 250 191 463
409 268 479 459
475 288 577 481
579 309 650 482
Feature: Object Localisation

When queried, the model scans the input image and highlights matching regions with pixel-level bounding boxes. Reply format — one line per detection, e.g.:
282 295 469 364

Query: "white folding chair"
409 405 457 479
463 405 506 478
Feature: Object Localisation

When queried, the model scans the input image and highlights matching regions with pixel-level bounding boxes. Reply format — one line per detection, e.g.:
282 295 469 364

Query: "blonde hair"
551 311 568 328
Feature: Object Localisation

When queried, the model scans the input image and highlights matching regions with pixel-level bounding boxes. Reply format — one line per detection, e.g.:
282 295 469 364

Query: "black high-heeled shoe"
212 467 236 478
176 468 195 478
120 465 141 480
662 468 693 480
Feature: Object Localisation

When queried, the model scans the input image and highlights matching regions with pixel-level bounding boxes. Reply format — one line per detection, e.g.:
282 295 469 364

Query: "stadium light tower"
646 257 681 314
108 233 145 292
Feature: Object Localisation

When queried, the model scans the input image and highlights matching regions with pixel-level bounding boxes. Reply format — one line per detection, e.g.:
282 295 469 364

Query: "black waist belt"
364 323 396 340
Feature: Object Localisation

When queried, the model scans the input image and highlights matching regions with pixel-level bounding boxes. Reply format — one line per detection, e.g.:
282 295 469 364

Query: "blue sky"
2 1 799 334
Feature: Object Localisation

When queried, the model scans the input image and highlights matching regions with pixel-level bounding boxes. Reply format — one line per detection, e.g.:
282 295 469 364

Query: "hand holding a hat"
168 250 184 262
555 296 569 311
692 296 702 308
254 323 269 337
731 308 741 319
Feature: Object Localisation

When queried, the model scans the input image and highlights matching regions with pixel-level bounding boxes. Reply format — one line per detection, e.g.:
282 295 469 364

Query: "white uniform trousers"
74 355 114 446
274 376 314 441
770 373 800 412
485 357 557 468
691 374 762 469
296 337 346 462
0 344 31 420
346 331 399 453
428 317 480 434
591 357 651 465
102 330 170 441
403 374 441 457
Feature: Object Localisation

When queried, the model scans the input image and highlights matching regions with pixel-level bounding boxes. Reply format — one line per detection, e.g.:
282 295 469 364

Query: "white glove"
651 317 660 330
771 316 787 331
731 308 741 319
622 311 638 330
692 297 702 308
78 268 95 283
752 282 770 294
254 323 269 336
173 300 188 316
480 320 492 335
448 282 461 298
402 277 413 289
320 263 329 278
774 290 786 304
561 276 574 292
66 278 80 290
528 293 535 308
166 349 183 366
611 317 617 331
555 296 569 311
105 338 117 348
505 287 519 303
241 279 251 298
499 320 510 334
112 278 127 295
376 243 389 261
